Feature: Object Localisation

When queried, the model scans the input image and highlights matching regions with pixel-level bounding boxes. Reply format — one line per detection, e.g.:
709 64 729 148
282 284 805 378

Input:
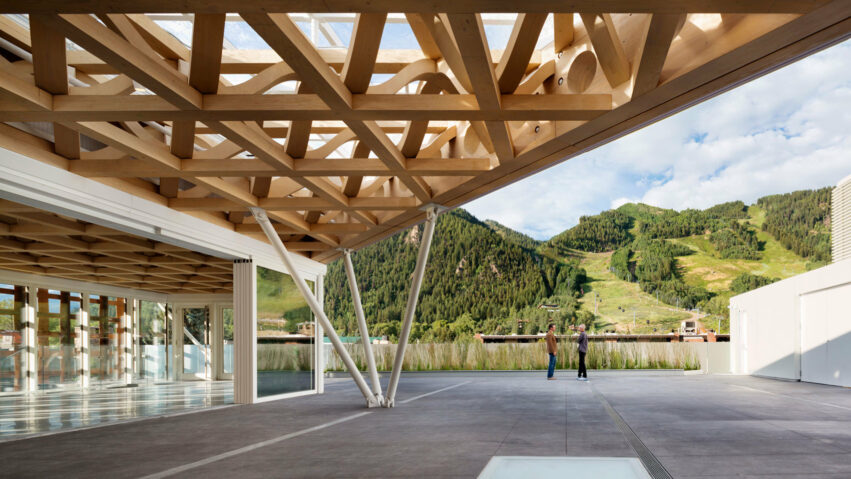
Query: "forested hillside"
758 187 832 263
552 189 829 322
325 209 586 341
324 188 830 338
484 219 541 251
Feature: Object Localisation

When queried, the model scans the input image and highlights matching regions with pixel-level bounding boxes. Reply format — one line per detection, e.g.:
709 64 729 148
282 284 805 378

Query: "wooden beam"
414 14 473 92
236 222 369 235
495 13 547 94
189 14 226 95
580 14 631 87
125 14 191 61
632 14 686 98
66 47 535 76
69 156 490 177
405 14 442 59
0 15 31 51
206 120 376 226
4 1 830 14
0 69 52 111
242 13 351 111
553 13 574 53
341 14 387 94
168 196 418 211
2 92 612 122
45 14 202 110
165 14 225 196
242 12 432 202
447 13 514 162
280 242 332 252
344 141 370 197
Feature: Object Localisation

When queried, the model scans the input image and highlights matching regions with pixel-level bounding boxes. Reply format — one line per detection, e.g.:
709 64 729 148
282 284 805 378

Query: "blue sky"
466 39 851 240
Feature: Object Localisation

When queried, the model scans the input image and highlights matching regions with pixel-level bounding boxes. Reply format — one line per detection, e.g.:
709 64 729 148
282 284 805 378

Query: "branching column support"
249 207 381 408
343 249 383 402
384 206 440 407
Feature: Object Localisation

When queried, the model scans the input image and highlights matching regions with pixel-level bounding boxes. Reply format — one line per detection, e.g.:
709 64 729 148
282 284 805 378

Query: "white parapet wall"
730 258 851 387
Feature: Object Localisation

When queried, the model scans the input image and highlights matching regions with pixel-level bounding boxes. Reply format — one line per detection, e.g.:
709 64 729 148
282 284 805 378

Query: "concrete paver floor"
0 372 849 478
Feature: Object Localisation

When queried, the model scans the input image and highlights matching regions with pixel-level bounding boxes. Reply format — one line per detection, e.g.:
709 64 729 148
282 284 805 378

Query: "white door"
801 284 851 387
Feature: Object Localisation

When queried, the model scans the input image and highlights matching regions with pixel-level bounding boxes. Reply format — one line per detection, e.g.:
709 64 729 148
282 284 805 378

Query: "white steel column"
384 207 439 407
315 274 325 394
79 294 90 389
233 259 257 404
24 286 37 392
250 208 379 407
343 250 383 401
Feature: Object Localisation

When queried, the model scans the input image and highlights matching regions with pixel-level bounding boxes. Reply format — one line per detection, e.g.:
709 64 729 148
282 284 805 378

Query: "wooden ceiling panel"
0 199 233 294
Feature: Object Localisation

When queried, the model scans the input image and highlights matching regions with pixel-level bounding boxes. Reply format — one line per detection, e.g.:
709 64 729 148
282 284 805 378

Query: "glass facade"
37 289 82 390
0 284 26 393
256 266 315 397
88 295 125 387
182 307 210 378
222 307 234 376
0 278 237 395
138 301 170 381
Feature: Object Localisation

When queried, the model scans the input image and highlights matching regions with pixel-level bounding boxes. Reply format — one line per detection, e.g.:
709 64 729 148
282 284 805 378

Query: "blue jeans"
547 353 556 378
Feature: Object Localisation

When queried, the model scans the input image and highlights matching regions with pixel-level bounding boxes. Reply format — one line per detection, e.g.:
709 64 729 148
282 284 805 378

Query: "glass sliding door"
256 266 315 398
221 306 234 379
37 289 81 390
88 295 125 387
0 284 26 393
181 307 210 380
138 301 170 381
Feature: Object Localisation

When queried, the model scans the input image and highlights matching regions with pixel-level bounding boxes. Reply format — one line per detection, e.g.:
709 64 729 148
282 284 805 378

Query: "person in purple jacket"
576 324 588 381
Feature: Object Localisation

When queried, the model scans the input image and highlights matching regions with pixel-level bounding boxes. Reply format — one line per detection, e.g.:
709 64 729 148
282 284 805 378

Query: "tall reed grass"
257 344 313 371
324 342 701 372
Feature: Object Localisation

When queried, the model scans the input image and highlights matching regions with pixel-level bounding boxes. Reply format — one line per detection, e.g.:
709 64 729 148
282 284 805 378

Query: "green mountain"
483 219 541 251
324 188 831 337
548 188 830 332
324 209 586 341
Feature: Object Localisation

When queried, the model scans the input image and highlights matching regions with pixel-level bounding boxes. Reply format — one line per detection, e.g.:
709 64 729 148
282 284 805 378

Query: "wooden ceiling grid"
0 200 233 294
0 2 846 268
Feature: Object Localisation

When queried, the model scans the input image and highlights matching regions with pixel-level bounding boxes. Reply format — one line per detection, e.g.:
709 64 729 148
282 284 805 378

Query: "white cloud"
465 39 851 239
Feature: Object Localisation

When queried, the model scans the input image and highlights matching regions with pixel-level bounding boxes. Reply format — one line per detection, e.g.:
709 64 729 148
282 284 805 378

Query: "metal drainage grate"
591 385 673 479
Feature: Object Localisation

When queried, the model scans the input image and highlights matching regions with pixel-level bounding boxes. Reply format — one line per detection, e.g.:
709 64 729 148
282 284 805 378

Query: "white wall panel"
731 258 851 386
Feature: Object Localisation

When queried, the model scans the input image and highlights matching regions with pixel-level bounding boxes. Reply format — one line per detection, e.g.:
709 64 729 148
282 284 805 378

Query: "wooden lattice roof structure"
0 2 848 264
0 200 233 294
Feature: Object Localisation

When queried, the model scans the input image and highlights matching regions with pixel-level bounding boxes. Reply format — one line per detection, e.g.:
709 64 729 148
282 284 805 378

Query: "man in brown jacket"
546 324 557 380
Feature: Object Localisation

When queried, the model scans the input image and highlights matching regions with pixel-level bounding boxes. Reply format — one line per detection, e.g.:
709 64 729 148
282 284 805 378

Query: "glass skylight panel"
153 18 193 48
536 14 556 51
379 21 420 50
482 13 518 52
369 73 394 86
224 18 274 50
326 22 353 47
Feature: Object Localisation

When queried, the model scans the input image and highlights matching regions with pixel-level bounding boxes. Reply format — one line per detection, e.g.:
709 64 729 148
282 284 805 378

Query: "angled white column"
343 249 383 401
384 207 439 407
250 208 380 408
